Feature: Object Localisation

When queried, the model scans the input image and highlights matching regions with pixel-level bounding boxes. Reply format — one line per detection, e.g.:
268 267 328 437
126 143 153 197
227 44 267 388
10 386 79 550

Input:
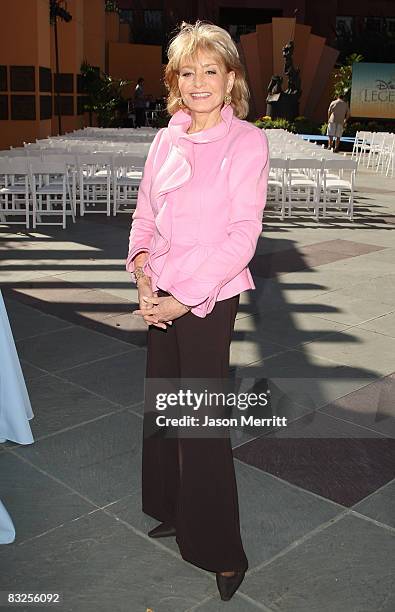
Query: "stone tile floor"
0 163 394 611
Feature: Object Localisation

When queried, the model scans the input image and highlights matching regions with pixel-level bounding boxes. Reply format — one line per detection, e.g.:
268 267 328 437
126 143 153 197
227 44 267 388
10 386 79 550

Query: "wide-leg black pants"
142 290 248 573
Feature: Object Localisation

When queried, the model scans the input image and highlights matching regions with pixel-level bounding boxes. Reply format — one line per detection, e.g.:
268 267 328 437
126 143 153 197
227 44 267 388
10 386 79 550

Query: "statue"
267 75 283 98
283 41 301 96
266 40 302 120
286 66 301 96
282 41 294 74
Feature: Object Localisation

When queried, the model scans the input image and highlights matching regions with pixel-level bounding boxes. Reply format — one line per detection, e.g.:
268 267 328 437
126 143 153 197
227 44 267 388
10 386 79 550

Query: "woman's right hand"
136 277 169 329
137 276 154 311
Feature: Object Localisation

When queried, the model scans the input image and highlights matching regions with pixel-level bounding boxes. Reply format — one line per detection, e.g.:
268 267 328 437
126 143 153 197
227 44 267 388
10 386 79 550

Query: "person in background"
327 93 350 152
134 77 146 128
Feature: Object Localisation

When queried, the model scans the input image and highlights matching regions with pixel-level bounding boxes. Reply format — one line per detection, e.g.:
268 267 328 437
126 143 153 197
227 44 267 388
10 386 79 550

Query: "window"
228 24 257 40
144 10 162 31
119 9 132 24
336 16 354 38
219 7 281 41
384 18 395 34
364 17 383 33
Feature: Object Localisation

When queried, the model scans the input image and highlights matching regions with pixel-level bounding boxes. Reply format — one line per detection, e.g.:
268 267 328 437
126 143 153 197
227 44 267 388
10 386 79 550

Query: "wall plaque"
0 95 8 120
77 74 86 94
40 95 52 120
11 95 36 120
39 67 52 92
77 96 89 115
54 73 74 93
10 66 35 92
54 95 74 116
0 66 7 92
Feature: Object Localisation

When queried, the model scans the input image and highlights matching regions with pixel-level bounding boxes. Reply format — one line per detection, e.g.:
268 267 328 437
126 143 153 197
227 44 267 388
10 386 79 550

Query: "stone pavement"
0 162 394 611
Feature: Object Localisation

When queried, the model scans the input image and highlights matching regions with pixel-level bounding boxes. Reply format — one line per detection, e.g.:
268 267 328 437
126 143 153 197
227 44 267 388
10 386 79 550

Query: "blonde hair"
164 20 250 119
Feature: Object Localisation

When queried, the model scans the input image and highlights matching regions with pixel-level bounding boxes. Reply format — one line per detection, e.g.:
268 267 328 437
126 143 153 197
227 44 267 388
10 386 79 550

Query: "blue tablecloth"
300 134 355 143
0 290 34 544
0 291 34 445
0 500 15 544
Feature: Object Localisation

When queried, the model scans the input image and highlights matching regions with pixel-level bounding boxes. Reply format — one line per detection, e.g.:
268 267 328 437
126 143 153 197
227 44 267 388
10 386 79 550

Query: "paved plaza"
0 162 394 611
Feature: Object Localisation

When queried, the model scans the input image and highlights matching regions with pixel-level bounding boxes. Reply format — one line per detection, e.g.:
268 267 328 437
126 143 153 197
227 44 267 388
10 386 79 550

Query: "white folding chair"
359 132 375 166
28 159 75 229
385 137 395 178
112 154 144 215
0 158 31 228
267 157 288 219
366 132 386 170
351 131 367 162
286 158 322 219
41 153 79 217
78 153 112 216
376 134 394 176
321 158 357 220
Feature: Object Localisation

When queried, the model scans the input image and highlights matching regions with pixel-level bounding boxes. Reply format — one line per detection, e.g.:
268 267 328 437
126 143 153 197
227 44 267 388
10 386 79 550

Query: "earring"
178 97 185 108
224 92 232 105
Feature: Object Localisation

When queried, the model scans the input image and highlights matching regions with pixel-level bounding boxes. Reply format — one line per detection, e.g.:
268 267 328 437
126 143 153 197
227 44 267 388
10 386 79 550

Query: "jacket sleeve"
125 128 165 274
167 127 269 317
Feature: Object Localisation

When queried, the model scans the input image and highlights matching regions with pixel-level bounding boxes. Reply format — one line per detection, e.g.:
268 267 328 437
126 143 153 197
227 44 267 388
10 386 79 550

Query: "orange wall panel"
37 119 53 140
51 0 84 74
256 23 274 116
299 34 325 115
239 33 266 120
83 0 105 70
293 23 311 74
108 42 166 99
0 1 39 65
37 0 51 67
0 123 41 149
313 70 336 123
119 23 130 43
105 12 120 43
307 46 339 119
272 17 296 76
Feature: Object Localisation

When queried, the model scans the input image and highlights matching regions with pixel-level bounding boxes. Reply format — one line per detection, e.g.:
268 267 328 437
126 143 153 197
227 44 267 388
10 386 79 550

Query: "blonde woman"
127 20 269 601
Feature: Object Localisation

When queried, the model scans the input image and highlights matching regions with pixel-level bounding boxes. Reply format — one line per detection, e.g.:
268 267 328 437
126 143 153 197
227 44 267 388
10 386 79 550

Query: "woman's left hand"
132 295 190 329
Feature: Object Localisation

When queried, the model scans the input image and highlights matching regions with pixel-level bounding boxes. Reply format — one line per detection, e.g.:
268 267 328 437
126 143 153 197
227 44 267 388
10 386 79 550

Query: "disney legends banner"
350 62 395 119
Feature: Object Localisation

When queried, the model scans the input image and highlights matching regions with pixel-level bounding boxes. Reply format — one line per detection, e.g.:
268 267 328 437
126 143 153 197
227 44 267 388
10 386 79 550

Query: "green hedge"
255 114 394 137
254 115 321 134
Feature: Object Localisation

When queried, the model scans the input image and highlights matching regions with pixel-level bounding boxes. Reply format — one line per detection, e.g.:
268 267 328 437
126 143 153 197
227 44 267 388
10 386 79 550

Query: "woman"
127 20 269 601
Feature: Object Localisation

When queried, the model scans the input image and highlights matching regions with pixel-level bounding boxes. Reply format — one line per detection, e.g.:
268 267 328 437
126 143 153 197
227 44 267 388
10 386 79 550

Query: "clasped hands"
132 276 190 330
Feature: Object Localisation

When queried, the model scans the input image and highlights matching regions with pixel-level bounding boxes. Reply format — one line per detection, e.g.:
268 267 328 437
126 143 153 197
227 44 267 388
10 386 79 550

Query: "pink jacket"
126 103 269 318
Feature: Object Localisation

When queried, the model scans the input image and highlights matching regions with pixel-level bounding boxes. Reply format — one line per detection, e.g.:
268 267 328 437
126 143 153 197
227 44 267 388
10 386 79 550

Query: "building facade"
117 0 395 48
1 0 394 149
0 0 165 150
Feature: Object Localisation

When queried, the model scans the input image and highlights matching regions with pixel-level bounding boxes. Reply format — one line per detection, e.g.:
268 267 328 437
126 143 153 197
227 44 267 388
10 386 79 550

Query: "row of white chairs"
0 152 145 228
265 131 358 219
351 131 394 177
0 158 75 229
1 126 359 229
267 157 357 220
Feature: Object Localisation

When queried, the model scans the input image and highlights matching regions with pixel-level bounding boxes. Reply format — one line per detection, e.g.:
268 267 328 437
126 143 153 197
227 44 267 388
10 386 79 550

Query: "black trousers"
142 290 248 573
135 107 146 128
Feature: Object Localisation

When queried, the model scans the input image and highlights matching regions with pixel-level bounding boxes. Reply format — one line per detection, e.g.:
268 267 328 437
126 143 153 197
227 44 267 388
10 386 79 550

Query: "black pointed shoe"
216 570 246 601
148 521 176 538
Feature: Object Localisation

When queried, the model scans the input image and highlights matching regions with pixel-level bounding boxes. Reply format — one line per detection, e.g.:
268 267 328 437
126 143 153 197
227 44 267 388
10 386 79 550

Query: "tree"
336 26 395 64
332 53 363 101
80 61 130 127
105 0 119 12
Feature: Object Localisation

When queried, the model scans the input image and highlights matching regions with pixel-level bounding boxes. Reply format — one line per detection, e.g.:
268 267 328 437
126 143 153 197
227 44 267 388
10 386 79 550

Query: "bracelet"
134 266 147 283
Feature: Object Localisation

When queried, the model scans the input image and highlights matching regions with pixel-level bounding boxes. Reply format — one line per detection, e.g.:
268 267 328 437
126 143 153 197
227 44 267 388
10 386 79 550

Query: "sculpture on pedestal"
266 40 302 120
